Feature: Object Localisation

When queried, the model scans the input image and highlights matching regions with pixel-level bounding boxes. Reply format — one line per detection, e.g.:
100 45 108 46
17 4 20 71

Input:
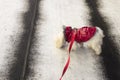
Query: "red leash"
59 29 76 80
59 26 96 80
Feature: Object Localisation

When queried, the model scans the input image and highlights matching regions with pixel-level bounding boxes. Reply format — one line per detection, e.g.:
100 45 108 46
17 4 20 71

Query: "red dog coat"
59 26 96 80
64 26 96 43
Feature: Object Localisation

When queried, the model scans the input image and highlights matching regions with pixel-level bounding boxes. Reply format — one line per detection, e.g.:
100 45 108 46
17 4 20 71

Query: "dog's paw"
70 42 77 51
94 46 101 55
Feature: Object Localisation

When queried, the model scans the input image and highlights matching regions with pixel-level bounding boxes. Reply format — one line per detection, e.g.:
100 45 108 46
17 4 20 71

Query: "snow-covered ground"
0 0 28 79
0 0 120 80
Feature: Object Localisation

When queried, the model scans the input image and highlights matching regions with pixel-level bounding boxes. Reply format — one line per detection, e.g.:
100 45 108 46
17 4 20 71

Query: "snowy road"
0 0 120 80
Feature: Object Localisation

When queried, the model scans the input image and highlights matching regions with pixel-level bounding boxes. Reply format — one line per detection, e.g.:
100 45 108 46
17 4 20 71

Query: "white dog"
55 26 104 55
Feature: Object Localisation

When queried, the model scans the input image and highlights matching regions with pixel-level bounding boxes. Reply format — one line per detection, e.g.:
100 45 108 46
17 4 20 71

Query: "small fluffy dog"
55 26 104 55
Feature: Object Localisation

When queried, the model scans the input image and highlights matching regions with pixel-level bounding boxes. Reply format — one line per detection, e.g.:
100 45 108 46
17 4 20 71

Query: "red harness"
59 26 96 80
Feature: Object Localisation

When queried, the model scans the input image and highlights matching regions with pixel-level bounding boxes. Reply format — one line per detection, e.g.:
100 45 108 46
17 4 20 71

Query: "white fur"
83 27 104 55
56 27 104 55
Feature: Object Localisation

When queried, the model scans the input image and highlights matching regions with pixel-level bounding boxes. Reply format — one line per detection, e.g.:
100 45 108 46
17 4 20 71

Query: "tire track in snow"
99 0 120 54
23 0 41 80
9 0 39 80
0 0 28 80
85 0 120 80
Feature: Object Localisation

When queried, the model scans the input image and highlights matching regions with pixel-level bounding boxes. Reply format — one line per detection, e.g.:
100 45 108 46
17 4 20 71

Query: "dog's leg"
83 41 102 55
90 42 102 55
70 42 77 51
83 27 104 55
